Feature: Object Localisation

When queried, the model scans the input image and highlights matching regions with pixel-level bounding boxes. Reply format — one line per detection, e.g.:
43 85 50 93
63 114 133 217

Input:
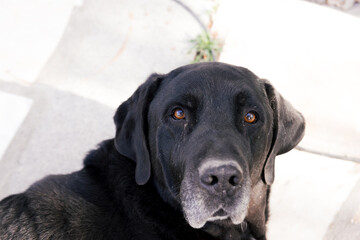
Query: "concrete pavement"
1 0 360 239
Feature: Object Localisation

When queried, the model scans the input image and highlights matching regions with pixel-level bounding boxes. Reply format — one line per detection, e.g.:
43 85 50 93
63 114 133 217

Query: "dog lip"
206 208 230 222
212 208 228 217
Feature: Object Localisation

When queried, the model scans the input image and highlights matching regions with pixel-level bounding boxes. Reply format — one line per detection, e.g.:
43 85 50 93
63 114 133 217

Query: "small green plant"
189 31 221 63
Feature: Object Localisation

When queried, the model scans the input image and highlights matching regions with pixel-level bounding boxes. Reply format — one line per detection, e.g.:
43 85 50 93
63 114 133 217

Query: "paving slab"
268 150 360 240
0 91 32 159
0 0 75 83
324 179 360 240
36 0 209 108
215 0 360 160
0 81 115 199
347 2 360 15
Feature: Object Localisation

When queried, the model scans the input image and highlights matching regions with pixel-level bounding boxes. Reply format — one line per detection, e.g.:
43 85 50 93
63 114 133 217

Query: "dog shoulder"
0 173 106 239
0 193 38 239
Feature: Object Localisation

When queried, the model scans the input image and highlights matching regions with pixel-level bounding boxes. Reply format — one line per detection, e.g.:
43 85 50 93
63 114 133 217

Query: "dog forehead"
155 70 261 109
167 63 254 87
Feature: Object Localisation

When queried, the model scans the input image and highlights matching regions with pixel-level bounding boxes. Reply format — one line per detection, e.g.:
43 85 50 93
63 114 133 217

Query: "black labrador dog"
0 62 305 240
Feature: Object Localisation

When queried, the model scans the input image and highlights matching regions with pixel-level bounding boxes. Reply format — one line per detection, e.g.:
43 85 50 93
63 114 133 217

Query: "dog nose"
199 162 242 196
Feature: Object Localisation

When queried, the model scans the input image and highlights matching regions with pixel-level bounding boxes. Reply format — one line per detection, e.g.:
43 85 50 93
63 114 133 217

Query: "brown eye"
173 108 185 120
244 112 257 123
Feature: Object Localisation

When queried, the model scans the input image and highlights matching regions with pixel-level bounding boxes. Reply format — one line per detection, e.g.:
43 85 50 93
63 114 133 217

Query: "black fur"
0 140 251 239
0 62 305 240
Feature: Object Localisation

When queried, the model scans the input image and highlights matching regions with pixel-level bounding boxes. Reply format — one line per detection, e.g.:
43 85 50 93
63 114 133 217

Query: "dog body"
0 62 305 240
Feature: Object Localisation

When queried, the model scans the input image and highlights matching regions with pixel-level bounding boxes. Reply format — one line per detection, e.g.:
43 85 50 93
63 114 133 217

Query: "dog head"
113 62 305 232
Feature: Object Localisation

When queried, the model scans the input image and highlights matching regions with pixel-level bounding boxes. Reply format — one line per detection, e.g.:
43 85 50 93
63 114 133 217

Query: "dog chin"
184 209 247 229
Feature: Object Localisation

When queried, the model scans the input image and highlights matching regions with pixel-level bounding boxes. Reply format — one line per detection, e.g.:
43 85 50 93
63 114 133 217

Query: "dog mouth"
180 190 249 229
208 209 229 221
209 207 246 225
180 183 250 229
182 203 247 229
213 209 228 217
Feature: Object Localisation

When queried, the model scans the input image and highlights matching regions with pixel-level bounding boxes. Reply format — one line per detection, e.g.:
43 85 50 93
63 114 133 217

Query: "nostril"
229 175 240 186
210 175 218 185
202 175 218 186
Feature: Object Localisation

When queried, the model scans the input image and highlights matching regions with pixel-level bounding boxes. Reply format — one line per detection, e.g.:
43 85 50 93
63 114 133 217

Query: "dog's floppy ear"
262 80 305 185
114 73 163 185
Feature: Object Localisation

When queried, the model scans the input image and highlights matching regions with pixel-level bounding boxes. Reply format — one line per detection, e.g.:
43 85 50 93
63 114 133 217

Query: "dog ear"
262 80 305 185
114 73 163 185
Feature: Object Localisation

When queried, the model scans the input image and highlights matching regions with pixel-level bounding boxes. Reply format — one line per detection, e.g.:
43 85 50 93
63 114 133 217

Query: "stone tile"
268 150 360 240
36 0 207 108
0 83 114 199
347 2 360 16
323 179 360 240
0 0 75 83
0 91 32 159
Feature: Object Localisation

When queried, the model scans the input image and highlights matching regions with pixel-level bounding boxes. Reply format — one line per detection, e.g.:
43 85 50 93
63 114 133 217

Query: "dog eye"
244 112 257 124
173 108 185 120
